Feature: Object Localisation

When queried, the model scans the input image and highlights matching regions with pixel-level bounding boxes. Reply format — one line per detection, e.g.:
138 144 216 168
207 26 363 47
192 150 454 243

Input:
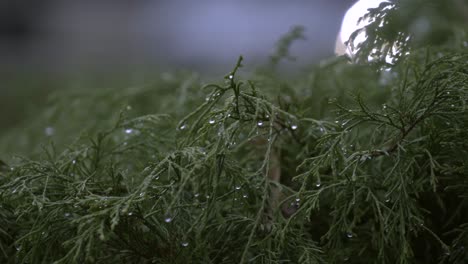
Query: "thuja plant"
1 0 468 263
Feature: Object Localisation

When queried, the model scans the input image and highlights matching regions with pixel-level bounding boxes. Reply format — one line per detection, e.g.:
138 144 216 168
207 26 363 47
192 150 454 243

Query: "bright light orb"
336 0 388 56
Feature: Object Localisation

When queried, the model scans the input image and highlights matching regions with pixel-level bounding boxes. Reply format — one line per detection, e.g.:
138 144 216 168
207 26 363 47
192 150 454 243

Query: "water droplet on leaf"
209 119 216 124
181 242 189 247
291 124 298 130
179 124 187 130
228 141 237 149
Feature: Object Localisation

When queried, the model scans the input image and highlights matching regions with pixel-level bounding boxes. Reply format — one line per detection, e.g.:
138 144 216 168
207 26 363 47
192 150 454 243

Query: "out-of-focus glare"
336 0 387 56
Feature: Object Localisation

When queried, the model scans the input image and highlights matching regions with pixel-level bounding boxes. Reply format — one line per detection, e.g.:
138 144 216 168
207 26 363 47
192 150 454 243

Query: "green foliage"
1 0 468 263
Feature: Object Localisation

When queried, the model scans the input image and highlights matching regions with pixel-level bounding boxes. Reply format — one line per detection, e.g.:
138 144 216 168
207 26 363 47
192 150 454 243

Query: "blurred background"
0 0 357 130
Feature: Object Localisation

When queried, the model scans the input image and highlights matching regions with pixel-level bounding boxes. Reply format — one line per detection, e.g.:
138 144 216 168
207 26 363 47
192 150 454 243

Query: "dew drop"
200 147 207 155
235 186 242 190
446 91 450 95
164 216 172 223
64 212 71 218
291 124 298 130
194 193 200 198
179 124 187 131
319 127 324 133
346 232 353 238
126 105 132 110
451 104 455 108
128 212 133 216
228 141 237 149
208 119 216 125
257 121 264 127
72 160 76 165
243 194 248 198
315 182 321 188
382 104 387 110
205 195 210 199
228 75 234 79
295 198 301 202
385 197 391 203
181 242 189 247
125 128 133 134
139 192 145 197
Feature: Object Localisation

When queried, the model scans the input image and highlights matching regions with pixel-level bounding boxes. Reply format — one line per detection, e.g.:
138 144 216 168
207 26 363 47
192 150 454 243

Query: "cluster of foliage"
1 0 468 263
